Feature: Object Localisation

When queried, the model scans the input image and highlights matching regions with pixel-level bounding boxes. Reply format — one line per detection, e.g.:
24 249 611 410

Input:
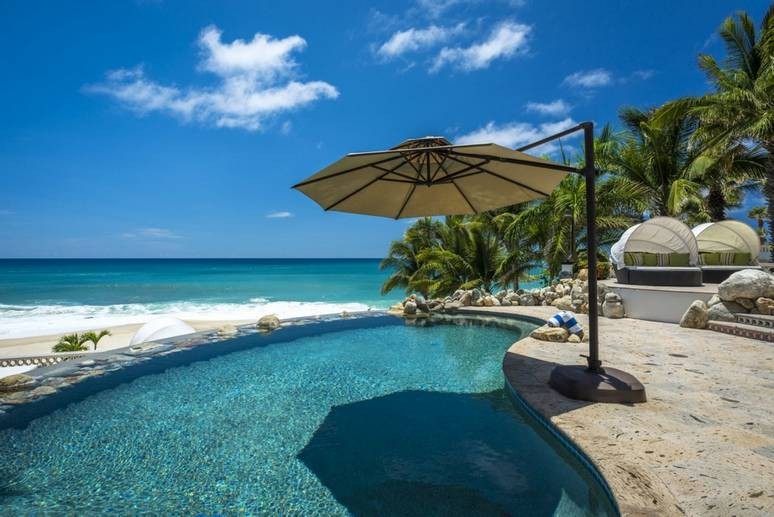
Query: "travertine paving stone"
461 306 774 517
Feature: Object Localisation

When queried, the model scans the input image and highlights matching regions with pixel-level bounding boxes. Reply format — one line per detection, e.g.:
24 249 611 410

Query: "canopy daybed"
692 220 762 283
610 217 702 286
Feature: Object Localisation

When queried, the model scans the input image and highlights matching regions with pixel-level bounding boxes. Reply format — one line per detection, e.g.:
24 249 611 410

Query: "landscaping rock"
257 314 281 331
416 300 430 313
577 268 589 281
602 292 625 319
0 374 36 393
755 297 774 315
567 334 582 343
707 302 737 322
530 325 569 342
718 269 774 301
29 386 57 398
388 303 404 313
403 301 417 315
735 298 755 310
552 295 574 311
680 300 709 329
459 291 472 306
218 325 238 337
444 300 462 311
707 294 721 307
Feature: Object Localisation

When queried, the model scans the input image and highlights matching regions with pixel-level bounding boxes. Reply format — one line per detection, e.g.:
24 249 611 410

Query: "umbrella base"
549 365 646 404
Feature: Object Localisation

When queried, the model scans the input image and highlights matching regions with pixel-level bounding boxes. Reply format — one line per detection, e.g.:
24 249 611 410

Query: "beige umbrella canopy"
292 136 572 218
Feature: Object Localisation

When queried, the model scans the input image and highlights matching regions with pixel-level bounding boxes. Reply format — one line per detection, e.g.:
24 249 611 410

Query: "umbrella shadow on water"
297 389 593 517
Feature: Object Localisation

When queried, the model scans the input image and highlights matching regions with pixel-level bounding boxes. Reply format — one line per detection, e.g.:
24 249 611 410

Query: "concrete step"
735 313 774 328
708 320 774 342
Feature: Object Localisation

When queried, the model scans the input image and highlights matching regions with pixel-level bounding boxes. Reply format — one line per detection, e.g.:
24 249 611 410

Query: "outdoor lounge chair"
692 221 763 283
610 217 703 287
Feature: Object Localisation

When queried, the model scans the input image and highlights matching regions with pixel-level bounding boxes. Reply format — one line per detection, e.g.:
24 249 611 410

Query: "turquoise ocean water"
0 259 396 339
0 259 541 339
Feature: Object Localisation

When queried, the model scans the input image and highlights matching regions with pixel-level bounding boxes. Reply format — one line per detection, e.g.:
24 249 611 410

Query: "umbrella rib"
323 156 414 211
433 154 489 181
293 149 425 189
449 150 579 174
292 154 406 188
369 164 422 182
437 160 478 214
443 154 553 197
429 152 449 183
395 183 416 219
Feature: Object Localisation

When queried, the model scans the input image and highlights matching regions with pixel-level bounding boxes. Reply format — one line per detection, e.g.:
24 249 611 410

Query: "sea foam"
0 300 371 339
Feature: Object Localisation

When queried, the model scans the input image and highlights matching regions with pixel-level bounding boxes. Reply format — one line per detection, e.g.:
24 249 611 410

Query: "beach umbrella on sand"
293 122 645 404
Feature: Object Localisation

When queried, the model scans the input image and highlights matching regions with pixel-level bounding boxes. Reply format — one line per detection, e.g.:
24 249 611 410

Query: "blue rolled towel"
547 311 583 336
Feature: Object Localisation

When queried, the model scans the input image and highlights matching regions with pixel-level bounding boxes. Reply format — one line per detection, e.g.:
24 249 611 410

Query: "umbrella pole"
583 122 602 372
541 122 646 403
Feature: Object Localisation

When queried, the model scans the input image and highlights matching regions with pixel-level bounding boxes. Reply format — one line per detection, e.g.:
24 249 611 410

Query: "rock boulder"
756 297 774 315
257 314 281 331
680 300 709 329
718 269 774 302
530 325 569 342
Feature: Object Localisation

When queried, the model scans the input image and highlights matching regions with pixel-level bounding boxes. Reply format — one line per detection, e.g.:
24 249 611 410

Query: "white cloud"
456 117 578 153
631 69 655 80
525 99 572 116
87 26 339 131
122 227 182 240
431 21 530 72
562 68 612 88
414 0 525 19
266 211 293 219
415 0 466 18
377 24 464 59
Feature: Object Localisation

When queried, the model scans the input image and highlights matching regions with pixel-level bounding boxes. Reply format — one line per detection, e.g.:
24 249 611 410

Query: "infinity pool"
0 315 616 515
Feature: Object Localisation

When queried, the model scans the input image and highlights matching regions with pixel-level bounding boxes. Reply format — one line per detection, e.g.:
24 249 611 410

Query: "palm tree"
379 217 442 297
749 205 768 244
414 216 505 297
52 333 89 353
693 143 766 220
601 106 706 218
83 330 111 351
506 127 645 276
659 7 774 236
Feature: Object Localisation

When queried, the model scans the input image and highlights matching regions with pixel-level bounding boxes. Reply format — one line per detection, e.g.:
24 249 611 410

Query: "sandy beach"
0 319 254 359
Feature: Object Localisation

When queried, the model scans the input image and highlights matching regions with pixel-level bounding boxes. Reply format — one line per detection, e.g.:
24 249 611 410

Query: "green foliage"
658 5 774 236
379 6 773 297
52 333 89 353
82 330 111 350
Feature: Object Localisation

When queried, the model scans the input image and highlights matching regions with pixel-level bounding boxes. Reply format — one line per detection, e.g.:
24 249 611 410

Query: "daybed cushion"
733 252 751 266
699 252 752 266
668 253 690 266
624 252 689 267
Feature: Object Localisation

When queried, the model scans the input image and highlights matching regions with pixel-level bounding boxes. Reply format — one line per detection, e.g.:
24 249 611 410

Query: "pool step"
735 313 774 328
707 320 774 343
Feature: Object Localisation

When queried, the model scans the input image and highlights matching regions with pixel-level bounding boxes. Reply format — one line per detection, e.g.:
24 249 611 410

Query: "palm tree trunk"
765 148 774 246
707 184 726 221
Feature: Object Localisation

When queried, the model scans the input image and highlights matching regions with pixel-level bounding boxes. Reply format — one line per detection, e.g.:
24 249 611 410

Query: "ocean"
0 259 399 339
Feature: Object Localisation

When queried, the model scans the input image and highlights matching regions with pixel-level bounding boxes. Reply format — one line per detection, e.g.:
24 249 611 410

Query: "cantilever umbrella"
292 136 573 218
293 124 645 404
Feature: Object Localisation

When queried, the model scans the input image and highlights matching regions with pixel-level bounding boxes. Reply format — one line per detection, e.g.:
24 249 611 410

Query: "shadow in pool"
298 389 612 517
502 350 596 419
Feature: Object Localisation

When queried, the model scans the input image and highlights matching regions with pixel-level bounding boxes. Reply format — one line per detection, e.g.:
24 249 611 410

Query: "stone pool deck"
460 306 774 517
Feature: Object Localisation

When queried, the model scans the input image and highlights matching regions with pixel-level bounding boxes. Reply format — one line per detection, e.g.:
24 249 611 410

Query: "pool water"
0 316 616 516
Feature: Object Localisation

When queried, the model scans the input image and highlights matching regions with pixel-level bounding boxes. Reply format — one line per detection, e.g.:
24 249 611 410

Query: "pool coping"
461 305 774 517
458 309 621 515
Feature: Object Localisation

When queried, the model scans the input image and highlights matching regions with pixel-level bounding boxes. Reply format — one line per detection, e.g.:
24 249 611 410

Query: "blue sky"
0 0 769 258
